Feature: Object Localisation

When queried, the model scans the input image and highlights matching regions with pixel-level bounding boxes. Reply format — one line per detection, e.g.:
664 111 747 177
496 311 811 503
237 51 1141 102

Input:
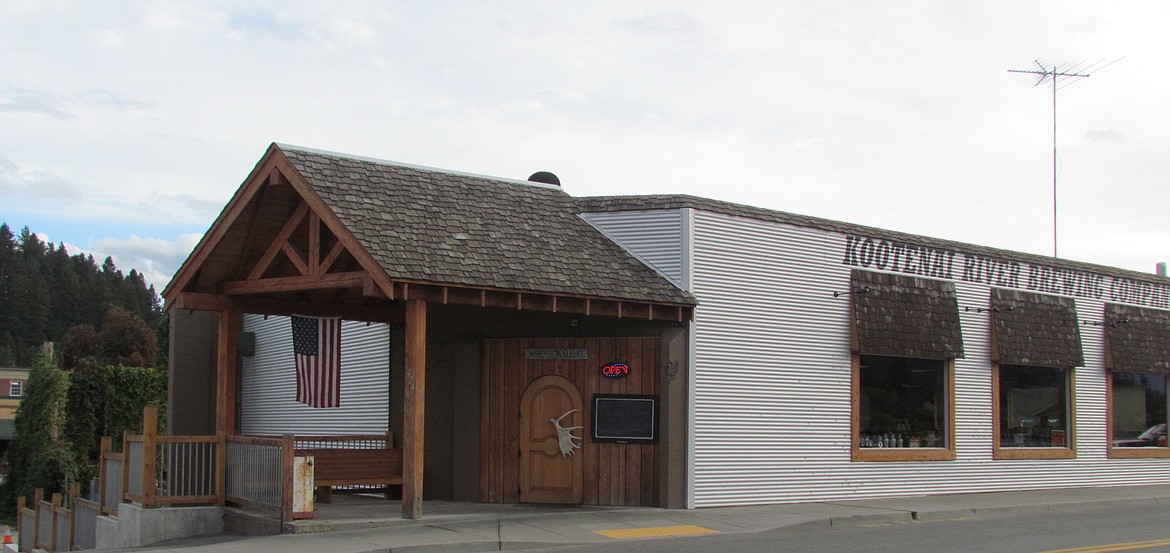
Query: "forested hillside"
0 223 162 366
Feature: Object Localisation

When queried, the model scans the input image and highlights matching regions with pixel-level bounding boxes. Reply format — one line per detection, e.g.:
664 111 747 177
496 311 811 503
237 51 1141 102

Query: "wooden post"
16 496 24 550
215 432 227 506
142 406 158 508
69 482 80 551
99 436 111 514
385 430 395 500
216 310 240 435
403 299 426 519
122 430 131 505
49 493 61 553
281 434 294 524
33 489 42 550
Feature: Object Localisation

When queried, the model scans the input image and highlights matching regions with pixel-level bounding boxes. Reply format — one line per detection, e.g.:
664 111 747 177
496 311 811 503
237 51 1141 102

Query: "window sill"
1109 447 1170 459
852 448 955 462
994 447 1076 460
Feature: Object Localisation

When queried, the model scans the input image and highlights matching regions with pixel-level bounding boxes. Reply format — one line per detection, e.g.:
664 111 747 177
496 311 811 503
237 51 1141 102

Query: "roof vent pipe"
1158 262 1167 277
528 171 560 186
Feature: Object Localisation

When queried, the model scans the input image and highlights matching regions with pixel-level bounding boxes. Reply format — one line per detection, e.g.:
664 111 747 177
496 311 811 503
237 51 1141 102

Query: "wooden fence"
15 407 305 551
12 408 402 551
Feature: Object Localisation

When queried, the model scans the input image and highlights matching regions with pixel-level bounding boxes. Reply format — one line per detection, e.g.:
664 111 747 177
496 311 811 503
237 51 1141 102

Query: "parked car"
1113 423 1167 447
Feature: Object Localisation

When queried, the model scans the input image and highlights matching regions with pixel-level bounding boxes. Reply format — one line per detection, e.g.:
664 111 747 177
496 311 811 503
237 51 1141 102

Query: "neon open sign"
601 363 630 379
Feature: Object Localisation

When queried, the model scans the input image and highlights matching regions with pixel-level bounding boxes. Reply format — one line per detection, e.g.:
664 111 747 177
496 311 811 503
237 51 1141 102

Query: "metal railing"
17 494 35 553
53 505 69 552
72 498 101 550
126 438 146 499
100 435 125 516
225 435 286 512
158 437 221 502
35 492 55 551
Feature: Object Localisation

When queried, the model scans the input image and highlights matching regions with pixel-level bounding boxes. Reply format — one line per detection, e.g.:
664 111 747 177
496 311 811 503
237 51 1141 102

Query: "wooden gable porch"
163 144 694 519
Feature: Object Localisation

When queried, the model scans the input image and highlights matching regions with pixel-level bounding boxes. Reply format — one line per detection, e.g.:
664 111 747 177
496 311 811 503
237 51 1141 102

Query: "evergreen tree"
0 223 163 366
0 224 15 365
0 352 80 519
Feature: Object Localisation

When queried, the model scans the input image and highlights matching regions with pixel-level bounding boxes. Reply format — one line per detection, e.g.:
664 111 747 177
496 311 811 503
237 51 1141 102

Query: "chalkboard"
592 394 658 443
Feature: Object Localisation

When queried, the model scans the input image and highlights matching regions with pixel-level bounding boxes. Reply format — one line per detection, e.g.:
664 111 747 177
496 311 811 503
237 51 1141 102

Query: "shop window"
8 380 21 397
848 269 961 462
1103 303 1170 459
856 355 952 460
995 364 1074 458
1110 372 1168 455
989 289 1082 460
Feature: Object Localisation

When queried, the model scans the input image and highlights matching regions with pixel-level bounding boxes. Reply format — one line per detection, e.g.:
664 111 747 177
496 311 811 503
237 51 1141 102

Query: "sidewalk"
128 484 1170 553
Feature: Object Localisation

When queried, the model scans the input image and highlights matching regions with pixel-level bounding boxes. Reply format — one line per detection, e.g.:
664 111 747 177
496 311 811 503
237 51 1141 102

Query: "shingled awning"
1105 303 1170 374
991 289 1084 368
850 269 965 359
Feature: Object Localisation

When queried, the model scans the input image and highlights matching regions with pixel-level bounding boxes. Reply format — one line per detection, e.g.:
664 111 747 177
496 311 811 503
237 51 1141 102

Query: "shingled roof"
279 146 696 306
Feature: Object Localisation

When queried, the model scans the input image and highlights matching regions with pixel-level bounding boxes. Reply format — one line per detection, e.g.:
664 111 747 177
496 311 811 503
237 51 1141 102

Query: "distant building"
0 367 30 468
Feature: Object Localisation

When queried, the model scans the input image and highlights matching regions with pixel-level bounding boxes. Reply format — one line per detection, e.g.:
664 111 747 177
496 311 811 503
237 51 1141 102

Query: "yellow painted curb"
594 525 718 539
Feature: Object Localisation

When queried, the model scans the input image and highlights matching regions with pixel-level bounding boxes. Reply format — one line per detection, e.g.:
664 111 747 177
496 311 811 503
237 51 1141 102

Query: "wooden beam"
403 299 426 520
247 203 309 280
172 292 404 324
309 211 320 275
363 276 388 299
216 311 239 435
319 240 347 275
272 152 398 301
281 242 309 275
221 271 367 295
268 169 289 186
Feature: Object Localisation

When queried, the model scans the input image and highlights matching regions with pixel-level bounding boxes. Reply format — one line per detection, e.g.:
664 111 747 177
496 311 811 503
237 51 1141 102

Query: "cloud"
0 86 74 119
84 89 153 111
82 233 204 292
618 10 702 35
0 155 83 197
0 86 150 120
92 28 125 49
1084 128 1125 143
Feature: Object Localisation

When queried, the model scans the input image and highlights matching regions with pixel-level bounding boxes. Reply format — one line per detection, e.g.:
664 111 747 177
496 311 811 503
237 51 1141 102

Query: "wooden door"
519 375 583 503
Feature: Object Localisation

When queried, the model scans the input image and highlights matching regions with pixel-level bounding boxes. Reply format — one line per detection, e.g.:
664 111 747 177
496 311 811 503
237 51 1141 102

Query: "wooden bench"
295 433 403 503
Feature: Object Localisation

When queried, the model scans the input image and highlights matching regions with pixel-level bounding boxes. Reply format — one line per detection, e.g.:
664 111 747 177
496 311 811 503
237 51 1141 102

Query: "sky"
2 2 1167 295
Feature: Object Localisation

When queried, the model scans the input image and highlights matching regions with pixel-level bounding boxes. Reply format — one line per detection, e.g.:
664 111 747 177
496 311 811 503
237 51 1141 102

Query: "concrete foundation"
94 503 224 550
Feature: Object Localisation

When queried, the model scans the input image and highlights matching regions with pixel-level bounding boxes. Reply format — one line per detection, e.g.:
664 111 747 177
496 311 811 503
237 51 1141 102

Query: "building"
0 367 30 467
166 144 1170 516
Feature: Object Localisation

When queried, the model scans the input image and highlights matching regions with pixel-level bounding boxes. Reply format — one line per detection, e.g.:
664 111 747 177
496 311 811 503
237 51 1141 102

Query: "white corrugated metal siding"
581 210 685 288
685 209 1170 507
241 314 390 435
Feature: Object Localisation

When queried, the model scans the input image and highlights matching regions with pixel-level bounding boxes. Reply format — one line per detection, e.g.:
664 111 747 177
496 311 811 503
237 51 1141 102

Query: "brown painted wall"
479 336 660 506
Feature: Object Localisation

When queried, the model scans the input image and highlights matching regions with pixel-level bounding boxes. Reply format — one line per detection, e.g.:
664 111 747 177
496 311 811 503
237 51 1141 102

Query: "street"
528 502 1170 553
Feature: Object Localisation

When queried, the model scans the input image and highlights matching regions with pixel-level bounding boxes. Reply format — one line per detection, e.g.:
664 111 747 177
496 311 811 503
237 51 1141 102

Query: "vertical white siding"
581 210 685 288
241 314 390 436
688 210 1170 507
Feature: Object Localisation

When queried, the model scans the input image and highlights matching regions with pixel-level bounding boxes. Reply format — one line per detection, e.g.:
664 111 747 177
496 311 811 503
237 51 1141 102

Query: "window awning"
850 269 964 359
1105 303 1170 374
991 289 1084 368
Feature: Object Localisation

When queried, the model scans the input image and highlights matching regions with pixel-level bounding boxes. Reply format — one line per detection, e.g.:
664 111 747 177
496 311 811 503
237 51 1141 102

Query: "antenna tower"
1008 60 1091 258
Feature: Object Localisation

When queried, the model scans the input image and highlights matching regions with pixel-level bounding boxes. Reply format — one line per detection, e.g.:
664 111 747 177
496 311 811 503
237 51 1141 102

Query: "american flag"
291 315 342 408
